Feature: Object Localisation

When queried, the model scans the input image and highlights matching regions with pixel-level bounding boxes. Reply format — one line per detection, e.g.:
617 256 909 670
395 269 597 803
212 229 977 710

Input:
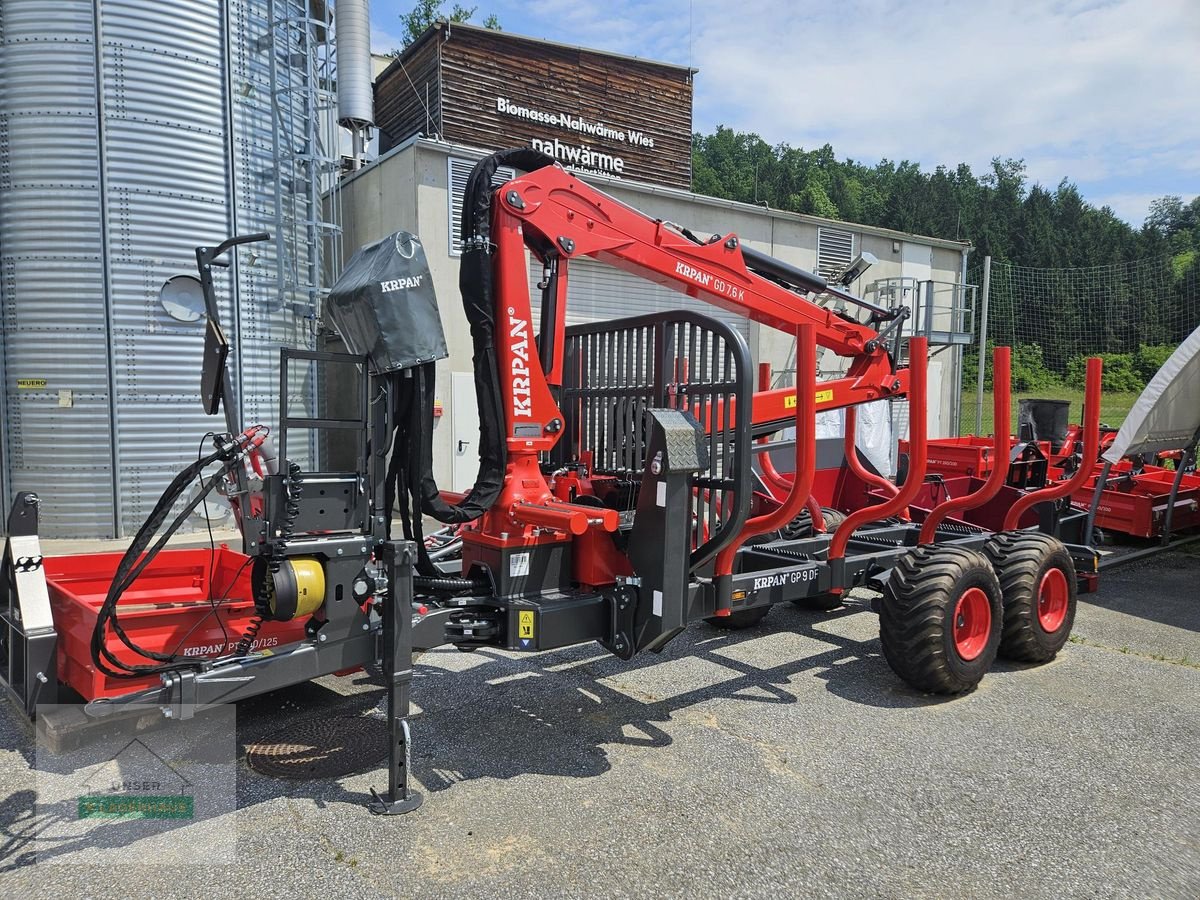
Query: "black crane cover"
325 231 447 373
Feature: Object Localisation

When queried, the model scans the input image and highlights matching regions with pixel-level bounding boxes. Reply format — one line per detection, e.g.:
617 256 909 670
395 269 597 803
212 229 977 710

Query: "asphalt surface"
1 547 1197 898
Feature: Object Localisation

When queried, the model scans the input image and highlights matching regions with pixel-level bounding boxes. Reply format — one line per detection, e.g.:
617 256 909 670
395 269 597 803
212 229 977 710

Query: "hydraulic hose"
387 149 555 575
413 574 491 594
91 431 258 678
421 147 555 524
92 450 238 677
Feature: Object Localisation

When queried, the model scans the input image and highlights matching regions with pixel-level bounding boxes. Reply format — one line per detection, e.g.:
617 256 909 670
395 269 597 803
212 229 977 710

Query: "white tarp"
1103 322 1200 463
812 400 896 476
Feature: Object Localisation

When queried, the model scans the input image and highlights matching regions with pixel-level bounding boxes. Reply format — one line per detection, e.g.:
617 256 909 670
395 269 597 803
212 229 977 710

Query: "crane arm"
491 163 910 449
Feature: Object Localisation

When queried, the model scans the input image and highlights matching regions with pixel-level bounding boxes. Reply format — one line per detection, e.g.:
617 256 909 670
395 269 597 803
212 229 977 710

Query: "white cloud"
686 0 1200 189
1089 191 1185 227
374 0 1198 220
676 0 1200 224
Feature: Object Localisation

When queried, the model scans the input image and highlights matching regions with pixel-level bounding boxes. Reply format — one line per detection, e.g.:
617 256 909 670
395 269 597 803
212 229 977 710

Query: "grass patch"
960 386 1141 436
1067 633 1200 670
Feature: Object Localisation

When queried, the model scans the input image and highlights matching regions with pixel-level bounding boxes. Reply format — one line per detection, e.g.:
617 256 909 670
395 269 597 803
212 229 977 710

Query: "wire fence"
966 255 1200 435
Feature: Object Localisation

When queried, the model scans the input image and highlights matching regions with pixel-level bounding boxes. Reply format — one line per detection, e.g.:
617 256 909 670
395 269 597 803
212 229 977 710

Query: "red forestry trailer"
1 151 1103 814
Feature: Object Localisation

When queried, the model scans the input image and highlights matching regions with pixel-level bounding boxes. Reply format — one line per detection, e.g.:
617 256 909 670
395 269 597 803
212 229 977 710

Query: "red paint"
1069 462 1200 538
43 548 308 701
921 346 1012 543
829 338 929 560
1003 357 1103 531
843 404 903 514
1037 567 1070 633
715 325 818 577
952 587 991 661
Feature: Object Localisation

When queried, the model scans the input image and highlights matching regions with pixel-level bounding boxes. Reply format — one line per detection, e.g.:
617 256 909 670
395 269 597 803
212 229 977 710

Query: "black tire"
879 545 1003 694
983 532 1077 663
705 605 771 629
779 508 847 610
779 506 846 541
793 593 844 612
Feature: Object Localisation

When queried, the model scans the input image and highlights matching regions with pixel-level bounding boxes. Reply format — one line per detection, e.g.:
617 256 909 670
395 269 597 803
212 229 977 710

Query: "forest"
691 127 1200 273
691 127 1200 401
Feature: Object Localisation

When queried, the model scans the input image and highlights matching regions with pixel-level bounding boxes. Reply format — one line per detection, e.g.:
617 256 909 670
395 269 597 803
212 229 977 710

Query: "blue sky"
370 0 1199 227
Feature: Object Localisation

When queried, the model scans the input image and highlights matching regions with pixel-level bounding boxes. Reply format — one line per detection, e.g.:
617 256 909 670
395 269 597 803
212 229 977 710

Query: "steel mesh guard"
553 310 752 569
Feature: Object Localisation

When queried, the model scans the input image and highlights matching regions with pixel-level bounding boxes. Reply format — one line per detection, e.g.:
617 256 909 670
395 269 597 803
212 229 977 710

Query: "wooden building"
374 21 695 189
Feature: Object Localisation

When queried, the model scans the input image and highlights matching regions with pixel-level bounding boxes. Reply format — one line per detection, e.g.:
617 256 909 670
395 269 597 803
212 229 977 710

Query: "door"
451 372 480 493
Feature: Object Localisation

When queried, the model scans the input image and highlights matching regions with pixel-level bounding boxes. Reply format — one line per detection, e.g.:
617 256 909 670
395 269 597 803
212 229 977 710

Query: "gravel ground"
1 548 1197 899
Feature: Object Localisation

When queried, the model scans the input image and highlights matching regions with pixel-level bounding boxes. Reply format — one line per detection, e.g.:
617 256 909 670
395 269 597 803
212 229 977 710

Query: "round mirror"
159 275 206 323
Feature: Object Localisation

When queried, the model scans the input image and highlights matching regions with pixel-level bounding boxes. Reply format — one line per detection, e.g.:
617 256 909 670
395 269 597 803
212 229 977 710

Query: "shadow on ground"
8 543 1197 870
1 594 943 870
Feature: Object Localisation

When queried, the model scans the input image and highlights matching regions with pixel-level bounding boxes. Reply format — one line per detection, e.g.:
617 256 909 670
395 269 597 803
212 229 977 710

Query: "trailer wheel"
983 532 1077 663
788 509 847 610
879 545 1003 694
779 506 846 541
705 606 771 629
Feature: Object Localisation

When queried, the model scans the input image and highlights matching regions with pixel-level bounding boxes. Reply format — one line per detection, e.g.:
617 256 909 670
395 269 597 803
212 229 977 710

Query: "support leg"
369 540 423 815
1084 460 1111 547
1161 433 1200 547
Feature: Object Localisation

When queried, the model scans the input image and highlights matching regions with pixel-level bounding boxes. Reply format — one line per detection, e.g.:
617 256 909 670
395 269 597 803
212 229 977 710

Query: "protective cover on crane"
325 231 447 373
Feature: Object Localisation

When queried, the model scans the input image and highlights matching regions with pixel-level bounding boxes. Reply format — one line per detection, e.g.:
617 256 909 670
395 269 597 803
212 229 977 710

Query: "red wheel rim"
952 587 991 661
1037 567 1070 633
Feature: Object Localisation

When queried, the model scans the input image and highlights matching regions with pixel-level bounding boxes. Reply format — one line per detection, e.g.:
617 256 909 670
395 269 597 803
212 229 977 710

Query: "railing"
870 277 976 346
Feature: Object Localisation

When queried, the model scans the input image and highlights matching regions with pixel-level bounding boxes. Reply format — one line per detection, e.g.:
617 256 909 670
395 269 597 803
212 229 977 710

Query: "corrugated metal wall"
101 0 240 533
0 0 117 534
0 0 315 538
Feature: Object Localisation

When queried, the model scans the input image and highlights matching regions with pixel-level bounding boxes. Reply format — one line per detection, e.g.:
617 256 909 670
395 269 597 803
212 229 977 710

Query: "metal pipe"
715 324 817 576
804 494 827 532
1003 357 1103 531
1084 459 1112 546
1161 428 1200 546
843 405 902 509
91 0 122 537
952 246 971 437
976 256 991 433
335 0 375 158
427 540 463 561
509 503 588 536
920 346 1011 542
757 444 793 492
1100 532 1200 569
754 437 795 454
553 501 619 532
755 439 826 531
829 337 929 561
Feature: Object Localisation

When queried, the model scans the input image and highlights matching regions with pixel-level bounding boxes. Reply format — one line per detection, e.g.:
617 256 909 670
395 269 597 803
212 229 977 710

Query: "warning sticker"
17 378 47 389
517 610 535 642
783 388 836 409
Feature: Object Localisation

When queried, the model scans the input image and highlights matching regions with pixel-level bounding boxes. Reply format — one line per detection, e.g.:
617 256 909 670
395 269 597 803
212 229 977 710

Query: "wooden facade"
374 22 694 189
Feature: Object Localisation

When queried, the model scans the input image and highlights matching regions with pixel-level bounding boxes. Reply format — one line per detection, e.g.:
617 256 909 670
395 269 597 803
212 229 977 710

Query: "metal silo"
0 0 338 538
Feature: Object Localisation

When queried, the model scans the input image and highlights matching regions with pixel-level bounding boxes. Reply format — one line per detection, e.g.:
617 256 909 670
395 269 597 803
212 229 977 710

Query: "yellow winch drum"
261 557 326 621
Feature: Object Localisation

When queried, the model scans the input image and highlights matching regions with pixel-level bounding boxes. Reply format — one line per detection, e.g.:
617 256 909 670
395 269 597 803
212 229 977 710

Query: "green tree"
396 1 500 51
